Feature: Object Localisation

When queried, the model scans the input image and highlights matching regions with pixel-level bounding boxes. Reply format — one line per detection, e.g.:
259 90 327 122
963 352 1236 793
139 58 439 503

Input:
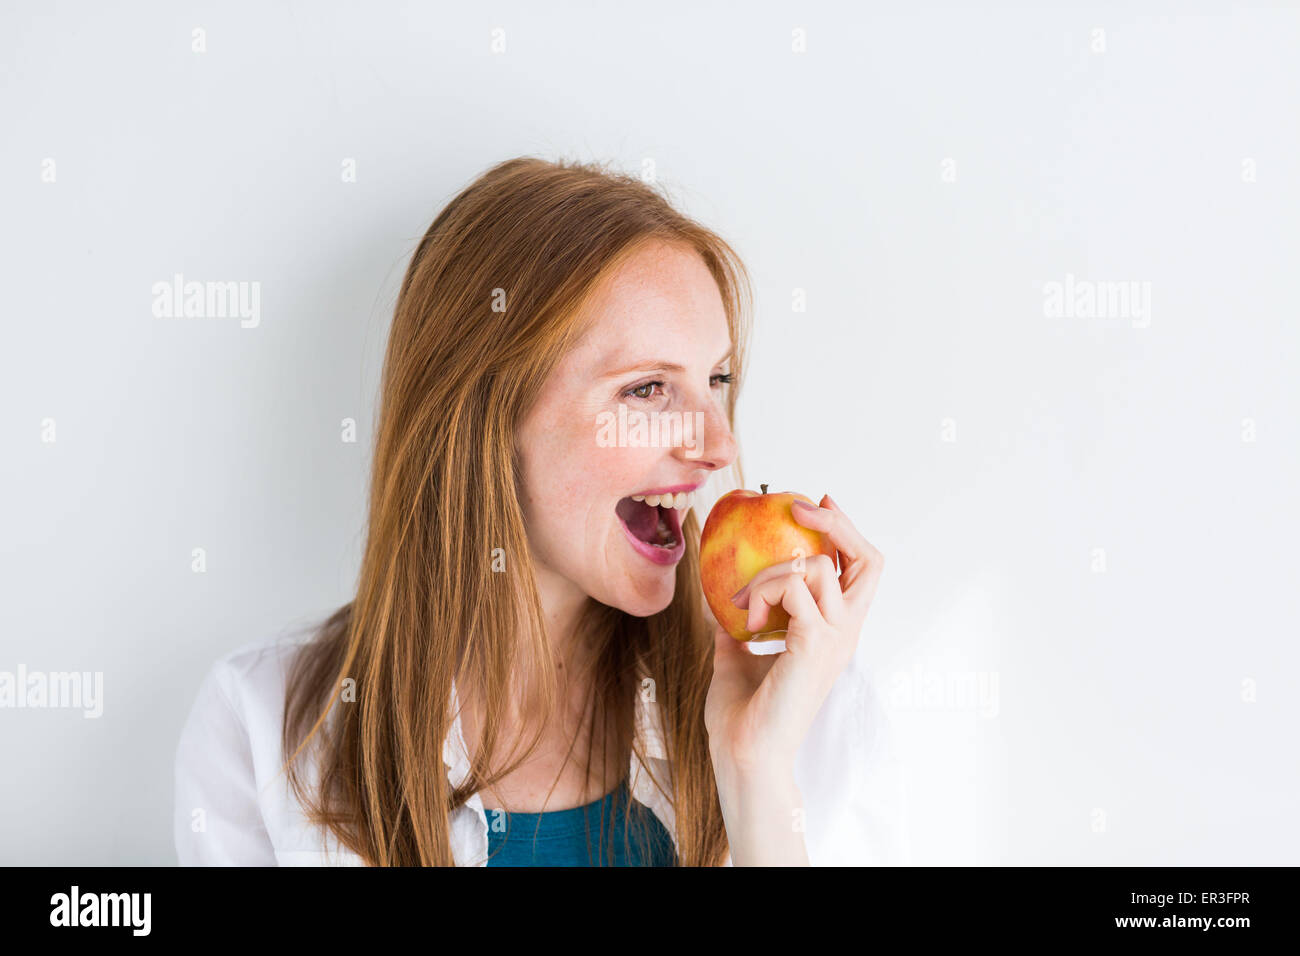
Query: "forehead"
571 243 731 367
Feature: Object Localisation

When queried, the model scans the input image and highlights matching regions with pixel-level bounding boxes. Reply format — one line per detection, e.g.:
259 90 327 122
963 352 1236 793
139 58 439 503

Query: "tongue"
617 497 670 544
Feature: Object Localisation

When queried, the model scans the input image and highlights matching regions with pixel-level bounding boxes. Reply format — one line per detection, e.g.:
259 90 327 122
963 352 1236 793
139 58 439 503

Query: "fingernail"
731 583 749 601
731 591 750 610
792 499 817 511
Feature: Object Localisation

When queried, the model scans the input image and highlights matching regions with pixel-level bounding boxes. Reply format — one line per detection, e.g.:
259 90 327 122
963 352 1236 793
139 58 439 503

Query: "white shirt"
173 630 908 866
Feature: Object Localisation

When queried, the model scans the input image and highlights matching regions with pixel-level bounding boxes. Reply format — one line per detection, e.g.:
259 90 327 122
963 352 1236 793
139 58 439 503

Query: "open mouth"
615 495 688 564
615 496 682 548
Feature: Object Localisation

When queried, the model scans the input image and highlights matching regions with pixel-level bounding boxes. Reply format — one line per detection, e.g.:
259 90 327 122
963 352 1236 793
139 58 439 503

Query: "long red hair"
279 157 752 865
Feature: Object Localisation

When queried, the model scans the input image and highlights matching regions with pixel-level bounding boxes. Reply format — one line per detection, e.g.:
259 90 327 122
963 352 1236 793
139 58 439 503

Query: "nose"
673 395 737 472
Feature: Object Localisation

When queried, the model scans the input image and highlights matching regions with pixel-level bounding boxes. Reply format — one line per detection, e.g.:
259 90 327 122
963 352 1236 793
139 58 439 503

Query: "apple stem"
760 483 768 495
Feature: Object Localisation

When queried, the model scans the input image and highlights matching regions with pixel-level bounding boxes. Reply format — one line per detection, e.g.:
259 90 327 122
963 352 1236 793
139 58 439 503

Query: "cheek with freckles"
522 421 609 566
518 385 683 614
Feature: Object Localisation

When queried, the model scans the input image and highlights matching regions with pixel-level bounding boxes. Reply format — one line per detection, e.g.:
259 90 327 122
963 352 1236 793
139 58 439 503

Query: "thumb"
712 621 743 663
713 621 763 679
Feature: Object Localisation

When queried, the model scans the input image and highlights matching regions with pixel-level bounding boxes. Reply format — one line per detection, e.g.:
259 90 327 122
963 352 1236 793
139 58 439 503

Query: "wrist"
711 756 808 866
710 740 796 784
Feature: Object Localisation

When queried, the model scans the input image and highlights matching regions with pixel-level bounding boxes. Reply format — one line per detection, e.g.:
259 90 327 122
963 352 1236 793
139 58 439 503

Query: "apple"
699 484 838 642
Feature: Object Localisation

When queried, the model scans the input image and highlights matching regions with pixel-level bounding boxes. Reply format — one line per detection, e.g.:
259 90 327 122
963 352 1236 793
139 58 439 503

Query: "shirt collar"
633 686 669 761
443 677 668 789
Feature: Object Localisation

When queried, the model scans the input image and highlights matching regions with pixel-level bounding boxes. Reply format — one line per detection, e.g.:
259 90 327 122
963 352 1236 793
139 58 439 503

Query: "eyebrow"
599 347 734 380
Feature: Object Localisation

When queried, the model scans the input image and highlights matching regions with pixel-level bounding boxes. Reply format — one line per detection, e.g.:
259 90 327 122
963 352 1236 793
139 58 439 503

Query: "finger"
793 496 884 616
734 551 845 625
797 551 846 624
744 571 826 635
791 496 861 568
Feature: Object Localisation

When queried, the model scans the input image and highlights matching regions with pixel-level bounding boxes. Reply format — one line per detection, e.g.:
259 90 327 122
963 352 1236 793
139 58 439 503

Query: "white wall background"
2 0 1296 865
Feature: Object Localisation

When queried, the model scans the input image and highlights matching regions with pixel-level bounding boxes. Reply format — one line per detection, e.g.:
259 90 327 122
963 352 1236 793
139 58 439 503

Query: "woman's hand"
704 493 885 778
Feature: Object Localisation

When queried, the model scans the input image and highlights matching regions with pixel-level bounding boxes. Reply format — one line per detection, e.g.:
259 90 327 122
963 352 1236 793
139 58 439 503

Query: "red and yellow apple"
699 484 838 642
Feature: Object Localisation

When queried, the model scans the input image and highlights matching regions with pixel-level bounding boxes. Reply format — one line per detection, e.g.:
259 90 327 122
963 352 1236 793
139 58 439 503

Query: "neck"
459 564 595 729
531 562 595 673
457 569 599 772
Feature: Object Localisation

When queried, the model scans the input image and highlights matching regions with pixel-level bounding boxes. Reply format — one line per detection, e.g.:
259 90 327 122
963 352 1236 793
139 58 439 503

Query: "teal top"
484 778 677 866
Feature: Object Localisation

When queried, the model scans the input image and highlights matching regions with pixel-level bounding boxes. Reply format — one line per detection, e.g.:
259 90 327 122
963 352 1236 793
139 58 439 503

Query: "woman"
173 156 902 866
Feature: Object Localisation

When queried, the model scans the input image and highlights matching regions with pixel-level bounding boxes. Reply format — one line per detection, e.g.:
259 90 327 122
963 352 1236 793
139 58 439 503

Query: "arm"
705 494 887 866
711 753 809 866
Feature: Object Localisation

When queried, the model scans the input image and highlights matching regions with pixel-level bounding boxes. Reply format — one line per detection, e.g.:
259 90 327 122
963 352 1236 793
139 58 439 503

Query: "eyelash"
624 373 734 402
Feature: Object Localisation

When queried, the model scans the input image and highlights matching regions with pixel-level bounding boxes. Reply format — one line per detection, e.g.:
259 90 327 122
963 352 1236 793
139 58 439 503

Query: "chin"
603 576 675 619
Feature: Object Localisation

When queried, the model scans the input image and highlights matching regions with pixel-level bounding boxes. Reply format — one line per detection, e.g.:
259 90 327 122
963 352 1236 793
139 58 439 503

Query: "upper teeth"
631 491 695 510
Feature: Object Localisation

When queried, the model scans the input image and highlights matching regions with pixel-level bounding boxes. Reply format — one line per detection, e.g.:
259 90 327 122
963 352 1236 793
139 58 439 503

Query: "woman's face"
515 242 739 623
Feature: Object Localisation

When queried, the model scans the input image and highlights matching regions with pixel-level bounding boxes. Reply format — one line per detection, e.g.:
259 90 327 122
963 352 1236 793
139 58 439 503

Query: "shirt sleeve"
845 669 910 866
173 660 278 866
796 665 911 866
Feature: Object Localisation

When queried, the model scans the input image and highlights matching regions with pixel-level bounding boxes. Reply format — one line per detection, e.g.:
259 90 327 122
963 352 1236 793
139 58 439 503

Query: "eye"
626 380 666 401
624 373 734 403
